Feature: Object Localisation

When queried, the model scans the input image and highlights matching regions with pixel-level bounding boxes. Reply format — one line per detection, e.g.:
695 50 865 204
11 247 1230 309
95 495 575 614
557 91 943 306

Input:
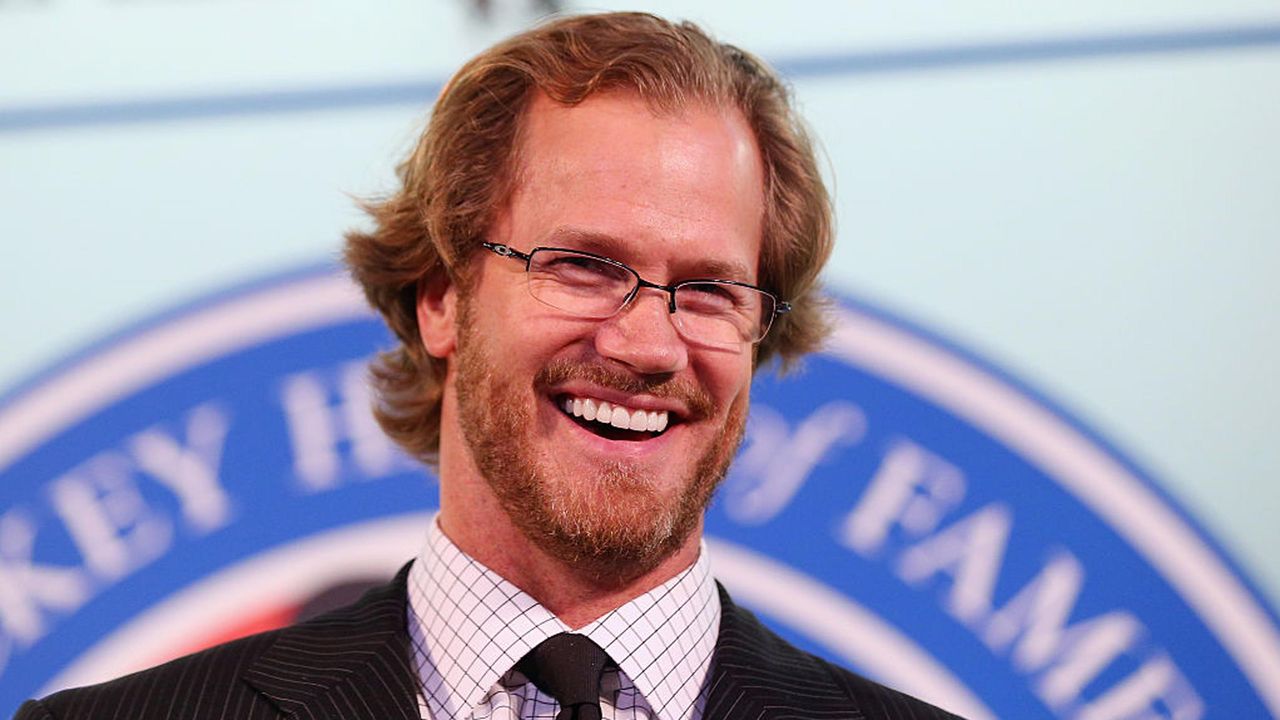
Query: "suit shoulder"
820 657 966 720
714 586 967 719
21 566 412 719
20 628 283 719
13 699 53 720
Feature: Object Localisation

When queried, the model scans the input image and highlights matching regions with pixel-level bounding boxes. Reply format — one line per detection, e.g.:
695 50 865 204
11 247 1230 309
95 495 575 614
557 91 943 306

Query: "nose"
593 290 689 375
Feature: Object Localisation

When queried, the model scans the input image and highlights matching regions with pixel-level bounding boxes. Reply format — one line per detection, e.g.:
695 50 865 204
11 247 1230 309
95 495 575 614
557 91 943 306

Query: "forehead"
502 91 766 281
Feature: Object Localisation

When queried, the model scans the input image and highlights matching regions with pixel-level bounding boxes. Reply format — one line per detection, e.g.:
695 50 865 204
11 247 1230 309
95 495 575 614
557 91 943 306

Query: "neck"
437 477 703 629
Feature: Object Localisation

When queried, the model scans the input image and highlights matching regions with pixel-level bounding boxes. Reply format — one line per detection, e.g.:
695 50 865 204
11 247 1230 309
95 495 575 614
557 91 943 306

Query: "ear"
417 273 458 359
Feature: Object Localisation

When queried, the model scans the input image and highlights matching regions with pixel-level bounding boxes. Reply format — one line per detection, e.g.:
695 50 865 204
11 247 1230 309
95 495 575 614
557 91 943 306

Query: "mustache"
534 359 716 420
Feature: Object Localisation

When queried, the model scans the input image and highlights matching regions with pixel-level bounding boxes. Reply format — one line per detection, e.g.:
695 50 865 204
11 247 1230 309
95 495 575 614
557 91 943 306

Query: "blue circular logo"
1 266 1276 718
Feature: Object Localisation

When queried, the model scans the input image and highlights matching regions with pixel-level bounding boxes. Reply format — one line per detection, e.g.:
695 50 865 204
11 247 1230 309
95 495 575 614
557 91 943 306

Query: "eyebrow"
538 227 757 284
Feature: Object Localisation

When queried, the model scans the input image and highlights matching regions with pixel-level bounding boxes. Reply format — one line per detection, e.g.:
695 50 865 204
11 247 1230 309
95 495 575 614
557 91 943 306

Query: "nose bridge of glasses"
598 278 690 365
629 275 679 314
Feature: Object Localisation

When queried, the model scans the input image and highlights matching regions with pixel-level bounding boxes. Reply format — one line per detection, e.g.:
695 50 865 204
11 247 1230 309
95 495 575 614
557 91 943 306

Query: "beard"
453 300 747 587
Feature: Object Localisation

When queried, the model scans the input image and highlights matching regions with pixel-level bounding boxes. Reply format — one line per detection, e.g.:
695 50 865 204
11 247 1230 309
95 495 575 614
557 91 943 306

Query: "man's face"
445 92 765 583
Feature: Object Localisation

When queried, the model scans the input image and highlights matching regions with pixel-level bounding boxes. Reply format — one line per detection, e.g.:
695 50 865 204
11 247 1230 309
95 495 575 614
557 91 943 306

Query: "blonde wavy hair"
345 11 834 466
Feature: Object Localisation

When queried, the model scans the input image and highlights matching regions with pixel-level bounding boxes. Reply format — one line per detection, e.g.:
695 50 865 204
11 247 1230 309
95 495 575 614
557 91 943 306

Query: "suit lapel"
242 564 421 720
702 583 771 720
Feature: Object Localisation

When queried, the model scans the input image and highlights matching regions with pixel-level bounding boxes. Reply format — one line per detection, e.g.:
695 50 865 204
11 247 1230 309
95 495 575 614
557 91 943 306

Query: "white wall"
2 0 1277 606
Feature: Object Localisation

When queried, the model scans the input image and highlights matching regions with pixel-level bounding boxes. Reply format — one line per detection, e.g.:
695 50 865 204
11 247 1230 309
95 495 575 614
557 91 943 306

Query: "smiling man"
16 12 961 720
431 91 764 610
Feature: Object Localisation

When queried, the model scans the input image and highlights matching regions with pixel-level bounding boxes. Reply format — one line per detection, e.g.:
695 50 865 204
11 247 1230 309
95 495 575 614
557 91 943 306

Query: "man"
17 12 962 720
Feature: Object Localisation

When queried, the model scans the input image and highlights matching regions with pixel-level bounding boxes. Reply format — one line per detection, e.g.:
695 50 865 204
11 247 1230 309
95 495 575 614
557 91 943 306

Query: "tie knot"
518 633 610 720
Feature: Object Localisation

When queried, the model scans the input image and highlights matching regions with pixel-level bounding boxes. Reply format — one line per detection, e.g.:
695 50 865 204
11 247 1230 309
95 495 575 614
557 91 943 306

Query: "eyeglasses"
481 242 790 348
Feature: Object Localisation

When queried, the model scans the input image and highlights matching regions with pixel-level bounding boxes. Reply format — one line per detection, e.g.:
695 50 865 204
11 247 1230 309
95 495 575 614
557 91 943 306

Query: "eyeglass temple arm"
481 242 532 264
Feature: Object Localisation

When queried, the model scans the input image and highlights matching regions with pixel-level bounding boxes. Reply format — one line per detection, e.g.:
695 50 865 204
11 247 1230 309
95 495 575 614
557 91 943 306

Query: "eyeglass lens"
523 248 774 346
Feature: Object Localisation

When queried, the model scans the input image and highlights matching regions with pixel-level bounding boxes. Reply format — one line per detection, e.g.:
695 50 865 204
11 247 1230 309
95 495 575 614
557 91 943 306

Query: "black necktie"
517 633 609 720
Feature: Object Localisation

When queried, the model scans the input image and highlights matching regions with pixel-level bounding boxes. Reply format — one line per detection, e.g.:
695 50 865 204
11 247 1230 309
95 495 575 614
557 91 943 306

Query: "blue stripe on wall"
772 22 1280 76
3 22 1279 133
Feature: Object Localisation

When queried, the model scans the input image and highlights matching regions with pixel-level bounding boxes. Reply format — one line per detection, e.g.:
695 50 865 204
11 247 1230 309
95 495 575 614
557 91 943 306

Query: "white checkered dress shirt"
406 517 720 720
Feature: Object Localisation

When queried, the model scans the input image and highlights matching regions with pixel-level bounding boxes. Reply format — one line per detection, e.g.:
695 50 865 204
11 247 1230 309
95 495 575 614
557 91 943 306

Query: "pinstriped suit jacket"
15 564 963 720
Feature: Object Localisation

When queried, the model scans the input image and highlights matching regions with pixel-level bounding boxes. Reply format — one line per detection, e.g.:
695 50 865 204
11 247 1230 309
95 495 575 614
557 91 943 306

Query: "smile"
559 395 671 435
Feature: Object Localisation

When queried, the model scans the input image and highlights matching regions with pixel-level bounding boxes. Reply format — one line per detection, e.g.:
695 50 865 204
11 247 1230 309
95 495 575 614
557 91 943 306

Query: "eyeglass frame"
479 241 791 345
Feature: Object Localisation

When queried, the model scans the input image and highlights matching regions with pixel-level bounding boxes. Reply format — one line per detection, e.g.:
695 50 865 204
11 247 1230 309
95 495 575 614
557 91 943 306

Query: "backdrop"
2 1 1278 717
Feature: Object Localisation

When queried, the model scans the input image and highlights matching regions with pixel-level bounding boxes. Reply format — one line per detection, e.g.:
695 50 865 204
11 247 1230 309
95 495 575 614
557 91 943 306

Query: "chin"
496 455 710 585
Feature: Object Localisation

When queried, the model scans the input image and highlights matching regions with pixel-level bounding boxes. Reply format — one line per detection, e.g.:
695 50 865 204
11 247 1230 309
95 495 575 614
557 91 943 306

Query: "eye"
536 252 631 286
677 282 745 314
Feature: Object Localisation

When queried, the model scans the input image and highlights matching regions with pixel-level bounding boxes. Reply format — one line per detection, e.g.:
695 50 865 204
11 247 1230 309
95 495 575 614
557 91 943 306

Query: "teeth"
561 395 670 434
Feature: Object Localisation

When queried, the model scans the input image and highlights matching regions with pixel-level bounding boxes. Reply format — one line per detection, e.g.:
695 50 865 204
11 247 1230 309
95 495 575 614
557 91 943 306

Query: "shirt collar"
406 515 720 720
576 555 719 719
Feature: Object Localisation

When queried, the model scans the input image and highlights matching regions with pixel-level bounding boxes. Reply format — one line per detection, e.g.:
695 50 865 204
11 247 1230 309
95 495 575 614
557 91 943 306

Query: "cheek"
701 354 754 414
